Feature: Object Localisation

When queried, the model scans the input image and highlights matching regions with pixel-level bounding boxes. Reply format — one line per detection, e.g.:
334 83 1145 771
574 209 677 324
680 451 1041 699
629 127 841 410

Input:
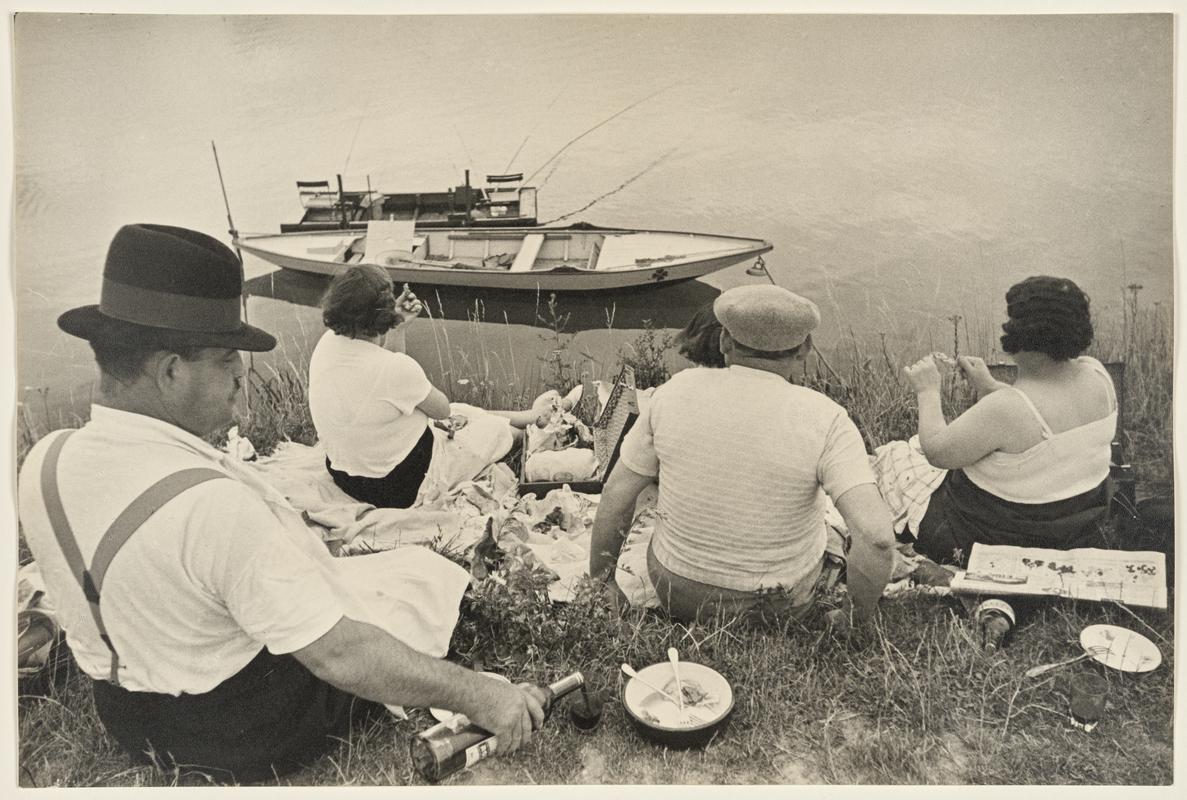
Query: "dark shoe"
910 560 955 587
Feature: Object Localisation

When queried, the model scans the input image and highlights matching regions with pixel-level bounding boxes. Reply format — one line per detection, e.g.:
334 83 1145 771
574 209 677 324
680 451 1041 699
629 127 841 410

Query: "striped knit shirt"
619 365 875 592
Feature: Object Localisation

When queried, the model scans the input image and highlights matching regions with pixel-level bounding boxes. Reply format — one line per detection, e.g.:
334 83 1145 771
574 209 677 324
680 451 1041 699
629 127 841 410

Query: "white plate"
623 661 733 731
429 672 512 722
1080 624 1162 673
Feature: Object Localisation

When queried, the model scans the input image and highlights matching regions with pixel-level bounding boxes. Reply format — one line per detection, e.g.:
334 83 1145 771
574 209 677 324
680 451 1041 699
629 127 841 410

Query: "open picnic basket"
518 365 640 497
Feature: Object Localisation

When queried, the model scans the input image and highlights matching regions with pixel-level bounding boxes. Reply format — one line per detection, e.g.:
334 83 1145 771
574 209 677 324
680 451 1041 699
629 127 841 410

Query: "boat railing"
445 231 571 240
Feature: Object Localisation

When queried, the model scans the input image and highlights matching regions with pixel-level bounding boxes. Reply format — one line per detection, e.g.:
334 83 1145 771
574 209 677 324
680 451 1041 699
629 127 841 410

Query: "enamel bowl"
621 661 734 748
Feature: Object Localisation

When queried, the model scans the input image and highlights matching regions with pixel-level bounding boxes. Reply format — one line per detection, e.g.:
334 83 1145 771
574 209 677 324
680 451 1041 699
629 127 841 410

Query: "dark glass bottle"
974 598 1015 652
410 671 586 783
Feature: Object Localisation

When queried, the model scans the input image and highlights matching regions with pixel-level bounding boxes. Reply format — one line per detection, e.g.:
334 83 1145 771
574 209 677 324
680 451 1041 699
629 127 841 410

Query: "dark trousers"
327 426 435 509
91 647 378 784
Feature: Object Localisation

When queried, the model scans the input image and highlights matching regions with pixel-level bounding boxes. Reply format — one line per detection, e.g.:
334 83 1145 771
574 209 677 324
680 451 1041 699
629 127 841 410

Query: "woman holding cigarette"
308 264 545 509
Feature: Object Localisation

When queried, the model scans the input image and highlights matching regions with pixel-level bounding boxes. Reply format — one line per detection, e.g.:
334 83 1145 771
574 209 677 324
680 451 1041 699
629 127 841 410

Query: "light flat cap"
713 284 820 351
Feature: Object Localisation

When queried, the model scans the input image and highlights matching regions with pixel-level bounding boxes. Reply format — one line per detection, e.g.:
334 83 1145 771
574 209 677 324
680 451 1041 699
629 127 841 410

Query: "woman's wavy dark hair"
321 264 399 339
674 303 726 368
999 275 1093 361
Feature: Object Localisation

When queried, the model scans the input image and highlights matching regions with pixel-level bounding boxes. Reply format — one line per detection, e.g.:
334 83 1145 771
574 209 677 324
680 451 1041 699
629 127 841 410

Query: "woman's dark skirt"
914 469 1109 568
326 425 435 509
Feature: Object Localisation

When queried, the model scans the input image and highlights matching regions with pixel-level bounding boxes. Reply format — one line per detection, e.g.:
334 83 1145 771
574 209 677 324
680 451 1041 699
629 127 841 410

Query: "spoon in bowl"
621 663 683 708
667 648 685 711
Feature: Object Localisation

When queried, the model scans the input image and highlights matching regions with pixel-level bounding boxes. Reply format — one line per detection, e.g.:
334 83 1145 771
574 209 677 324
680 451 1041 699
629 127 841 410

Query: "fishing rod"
343 102 371 177
210 140 254 413
453 124 474 174
502 86 567 174
212 141 237 239
524 80 683 187
541 147 678 225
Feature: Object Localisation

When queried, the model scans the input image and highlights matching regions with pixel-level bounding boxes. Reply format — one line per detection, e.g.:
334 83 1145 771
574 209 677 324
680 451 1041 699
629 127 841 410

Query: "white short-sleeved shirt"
309 331 435 478
619 365 875 592
17 407 347 696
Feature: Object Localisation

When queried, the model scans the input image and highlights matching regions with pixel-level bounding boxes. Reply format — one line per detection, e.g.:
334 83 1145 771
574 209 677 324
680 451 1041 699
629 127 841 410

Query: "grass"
13 288 1175 787
18 588 1174 786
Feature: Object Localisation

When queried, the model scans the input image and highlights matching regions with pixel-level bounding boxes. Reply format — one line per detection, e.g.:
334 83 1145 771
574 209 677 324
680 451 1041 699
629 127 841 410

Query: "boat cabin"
280 173 538 232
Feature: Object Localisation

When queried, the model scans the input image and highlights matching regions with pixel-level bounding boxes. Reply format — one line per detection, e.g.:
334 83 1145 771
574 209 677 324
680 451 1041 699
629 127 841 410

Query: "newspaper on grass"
950 544 1166 609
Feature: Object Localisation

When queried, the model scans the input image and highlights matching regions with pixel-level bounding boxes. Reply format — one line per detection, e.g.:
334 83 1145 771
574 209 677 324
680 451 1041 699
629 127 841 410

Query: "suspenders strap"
39 429 228 685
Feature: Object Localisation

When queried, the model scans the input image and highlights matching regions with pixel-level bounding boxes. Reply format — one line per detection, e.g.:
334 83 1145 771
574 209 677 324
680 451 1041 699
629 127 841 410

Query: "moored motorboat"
235 221 772 292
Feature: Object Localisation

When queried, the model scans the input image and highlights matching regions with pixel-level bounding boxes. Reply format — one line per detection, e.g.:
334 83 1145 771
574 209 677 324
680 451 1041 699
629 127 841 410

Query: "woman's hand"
956 355 999 399
393 283 424 328
433 414 469 439
903 355 942 395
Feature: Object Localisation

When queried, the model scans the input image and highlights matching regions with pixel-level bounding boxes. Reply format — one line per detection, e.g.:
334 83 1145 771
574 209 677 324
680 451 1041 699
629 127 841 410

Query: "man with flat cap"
590 284 895 626
17 224 544 782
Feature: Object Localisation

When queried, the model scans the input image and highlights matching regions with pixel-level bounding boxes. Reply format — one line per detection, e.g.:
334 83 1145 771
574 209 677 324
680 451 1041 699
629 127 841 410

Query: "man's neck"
96 382 201 438
724 355 795 380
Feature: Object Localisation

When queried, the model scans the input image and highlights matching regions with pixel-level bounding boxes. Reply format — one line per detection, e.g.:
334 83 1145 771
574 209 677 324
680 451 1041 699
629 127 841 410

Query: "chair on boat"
297 180 336 209
484 173 523 212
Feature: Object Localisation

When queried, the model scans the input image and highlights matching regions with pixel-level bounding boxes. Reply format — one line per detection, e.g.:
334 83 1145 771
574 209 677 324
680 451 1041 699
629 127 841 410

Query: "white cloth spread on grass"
618 365 876 593
524 448 599 482
17 407 467 696
239 434 923 611
309 331 435 477
417 403 516 505
251 438 512 555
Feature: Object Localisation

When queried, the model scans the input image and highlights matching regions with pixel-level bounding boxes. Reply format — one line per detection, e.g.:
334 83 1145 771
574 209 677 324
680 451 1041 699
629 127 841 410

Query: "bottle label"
463 737 497 768
976 598 1016 626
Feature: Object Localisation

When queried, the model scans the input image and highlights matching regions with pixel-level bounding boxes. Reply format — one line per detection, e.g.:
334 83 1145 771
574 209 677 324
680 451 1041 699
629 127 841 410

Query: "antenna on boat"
210 140 254 413
337 174 350 230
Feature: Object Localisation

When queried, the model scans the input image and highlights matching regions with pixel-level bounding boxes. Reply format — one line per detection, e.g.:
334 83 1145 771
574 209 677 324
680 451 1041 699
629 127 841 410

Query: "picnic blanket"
249 441 630 602
19 399 933 679
244 418 927 606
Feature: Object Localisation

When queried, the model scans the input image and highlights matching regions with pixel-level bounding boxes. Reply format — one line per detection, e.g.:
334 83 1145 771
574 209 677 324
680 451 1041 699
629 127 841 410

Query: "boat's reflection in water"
243 269 722 332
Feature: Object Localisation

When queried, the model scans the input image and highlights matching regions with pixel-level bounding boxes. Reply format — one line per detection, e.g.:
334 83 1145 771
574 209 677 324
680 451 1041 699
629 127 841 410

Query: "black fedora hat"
58 224 276 352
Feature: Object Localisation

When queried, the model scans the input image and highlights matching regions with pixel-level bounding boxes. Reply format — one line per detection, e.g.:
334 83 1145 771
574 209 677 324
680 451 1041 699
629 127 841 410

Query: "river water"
12 13 1173 412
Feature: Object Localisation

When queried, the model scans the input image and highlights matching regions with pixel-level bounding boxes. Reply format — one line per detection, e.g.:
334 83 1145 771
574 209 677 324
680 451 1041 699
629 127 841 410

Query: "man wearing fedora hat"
590 284 896 626
17 224 545 782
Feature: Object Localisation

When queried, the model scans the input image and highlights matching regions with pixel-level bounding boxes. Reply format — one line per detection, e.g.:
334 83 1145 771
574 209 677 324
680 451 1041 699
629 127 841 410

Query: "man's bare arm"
588 462 653 583
293 617 544 753
833 483 896 622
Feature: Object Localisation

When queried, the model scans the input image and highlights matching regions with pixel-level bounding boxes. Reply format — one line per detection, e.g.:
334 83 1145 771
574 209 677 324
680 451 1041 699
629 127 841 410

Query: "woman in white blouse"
309 265 544 508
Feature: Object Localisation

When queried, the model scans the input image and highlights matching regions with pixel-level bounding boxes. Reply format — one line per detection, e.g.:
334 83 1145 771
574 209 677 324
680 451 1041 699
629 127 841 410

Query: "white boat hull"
235 226 772 292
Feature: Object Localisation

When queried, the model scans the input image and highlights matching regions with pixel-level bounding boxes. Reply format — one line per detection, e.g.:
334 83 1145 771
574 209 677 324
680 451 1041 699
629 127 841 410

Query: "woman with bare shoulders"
902 276 1117 644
